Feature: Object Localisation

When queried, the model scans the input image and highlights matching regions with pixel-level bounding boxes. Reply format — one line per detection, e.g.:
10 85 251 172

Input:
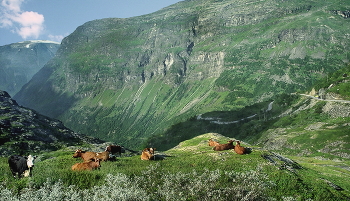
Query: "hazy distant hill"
0 40 60 96
14 0 350 148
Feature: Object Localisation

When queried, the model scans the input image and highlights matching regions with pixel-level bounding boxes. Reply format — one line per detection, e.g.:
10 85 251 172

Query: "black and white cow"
8 155 35 178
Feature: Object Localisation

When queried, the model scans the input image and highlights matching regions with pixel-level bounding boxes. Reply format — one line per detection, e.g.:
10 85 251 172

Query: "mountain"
1 65 350 199
0 40 60 96
0 90 103 156
14 0 350 149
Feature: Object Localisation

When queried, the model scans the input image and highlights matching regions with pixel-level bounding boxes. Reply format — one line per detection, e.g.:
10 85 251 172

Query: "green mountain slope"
141 64 350 199
14 0 350 149
149 64 350 154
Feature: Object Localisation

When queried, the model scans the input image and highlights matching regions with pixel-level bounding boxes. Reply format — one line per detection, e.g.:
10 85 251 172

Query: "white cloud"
1 0 23 13
48 34 65 43
0 0 45 39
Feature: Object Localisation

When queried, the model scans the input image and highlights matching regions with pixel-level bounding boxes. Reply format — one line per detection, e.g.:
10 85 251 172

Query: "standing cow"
105 145 123 156
8 155 35 178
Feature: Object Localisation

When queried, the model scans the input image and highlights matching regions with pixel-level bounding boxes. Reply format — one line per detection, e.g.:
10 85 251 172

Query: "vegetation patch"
1 133 349 200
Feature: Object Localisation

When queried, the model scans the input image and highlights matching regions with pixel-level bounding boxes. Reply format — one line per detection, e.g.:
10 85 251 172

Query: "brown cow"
72 158 101 171
234 140 246 155
213 140 235 151
208 139 220 147
105 145 122 156
96 151 110 161
72 149 97 162
141 148 156 160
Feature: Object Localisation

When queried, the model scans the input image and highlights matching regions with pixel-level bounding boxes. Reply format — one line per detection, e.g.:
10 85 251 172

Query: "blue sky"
0 0 183 46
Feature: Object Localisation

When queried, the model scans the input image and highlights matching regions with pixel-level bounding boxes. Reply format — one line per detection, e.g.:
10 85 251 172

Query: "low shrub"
0 163 272 201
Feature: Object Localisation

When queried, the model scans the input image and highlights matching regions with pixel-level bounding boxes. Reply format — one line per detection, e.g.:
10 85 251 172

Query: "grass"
290 156 350 185
1 133 349 200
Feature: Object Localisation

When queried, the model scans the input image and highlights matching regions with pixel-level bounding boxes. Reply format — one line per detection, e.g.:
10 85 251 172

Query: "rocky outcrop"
331 10 350 18
322 101 350 118
0 90 103 156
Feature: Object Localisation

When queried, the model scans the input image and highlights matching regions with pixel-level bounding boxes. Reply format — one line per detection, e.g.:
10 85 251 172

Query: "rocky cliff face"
0 40 60 96
0 90 102 156
14 0 350 148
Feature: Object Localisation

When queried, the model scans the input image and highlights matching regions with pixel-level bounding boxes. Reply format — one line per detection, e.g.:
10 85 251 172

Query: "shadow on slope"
145 94 299 151
14 66 78 119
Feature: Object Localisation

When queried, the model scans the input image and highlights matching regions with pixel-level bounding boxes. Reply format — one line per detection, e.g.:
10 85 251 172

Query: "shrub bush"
0 163 272 201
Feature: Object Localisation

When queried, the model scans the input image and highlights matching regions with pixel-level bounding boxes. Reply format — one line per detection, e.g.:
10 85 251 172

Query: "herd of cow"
8 139 247 178
7 145 157 178
209 139 247 155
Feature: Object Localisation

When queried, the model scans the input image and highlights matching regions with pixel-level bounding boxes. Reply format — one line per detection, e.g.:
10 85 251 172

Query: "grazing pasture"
0 134 349 200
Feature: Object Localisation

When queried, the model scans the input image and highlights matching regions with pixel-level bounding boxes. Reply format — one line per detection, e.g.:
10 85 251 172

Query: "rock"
0 90 103 156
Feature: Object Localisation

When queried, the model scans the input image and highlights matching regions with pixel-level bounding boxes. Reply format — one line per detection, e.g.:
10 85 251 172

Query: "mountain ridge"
14 0 350 149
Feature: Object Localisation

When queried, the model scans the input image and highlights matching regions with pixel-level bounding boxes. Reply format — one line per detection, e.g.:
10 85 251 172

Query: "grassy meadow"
1 133 349 200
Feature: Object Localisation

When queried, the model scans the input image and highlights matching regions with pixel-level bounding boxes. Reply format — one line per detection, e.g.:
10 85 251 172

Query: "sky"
0 0 183 46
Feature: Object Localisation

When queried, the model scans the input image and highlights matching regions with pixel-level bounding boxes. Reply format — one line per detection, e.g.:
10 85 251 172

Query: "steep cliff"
14 0 350 148
0 40 60 96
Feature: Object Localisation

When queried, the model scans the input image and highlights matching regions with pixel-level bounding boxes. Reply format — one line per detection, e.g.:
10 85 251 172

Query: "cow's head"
142 148 155 157
26 155 35 168
93 158 101 168
105 145 117 153
73 149 83 158
148 148 155 154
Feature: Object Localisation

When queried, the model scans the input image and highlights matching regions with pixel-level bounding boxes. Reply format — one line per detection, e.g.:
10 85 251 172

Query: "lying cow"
96 151 110 161
234 140 246 155
141 148 156 160
208 139 220 147
213 140 235 151
8 155 35 178
72 158 101 171
73 149 97 162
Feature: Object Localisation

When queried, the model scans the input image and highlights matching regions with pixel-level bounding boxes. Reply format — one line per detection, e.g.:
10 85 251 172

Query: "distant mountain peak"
0 40 60 96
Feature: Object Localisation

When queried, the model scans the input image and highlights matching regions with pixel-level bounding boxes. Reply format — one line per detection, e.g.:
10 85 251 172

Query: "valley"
12 0 350 149
0 0 349 199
